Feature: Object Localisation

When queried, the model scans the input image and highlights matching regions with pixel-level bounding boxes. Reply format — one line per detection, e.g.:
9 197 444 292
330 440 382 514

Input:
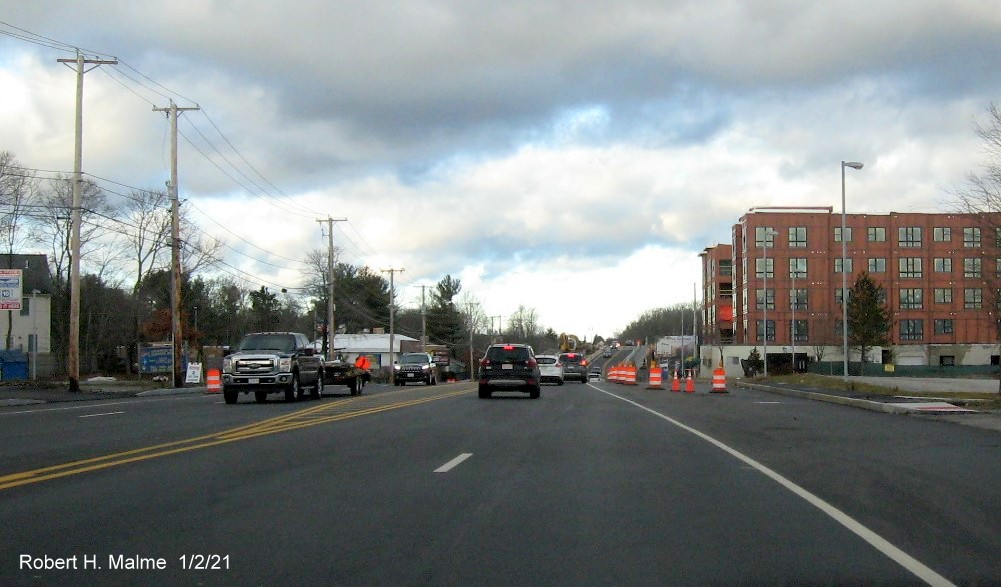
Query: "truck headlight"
222 357 232 374
279 358 292 372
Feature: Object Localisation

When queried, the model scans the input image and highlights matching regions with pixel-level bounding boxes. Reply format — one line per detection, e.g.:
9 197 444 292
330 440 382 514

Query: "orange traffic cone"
685 370 695 393
711 368 727 393
647 367 663 390
206 369 221 393
671 370 681 392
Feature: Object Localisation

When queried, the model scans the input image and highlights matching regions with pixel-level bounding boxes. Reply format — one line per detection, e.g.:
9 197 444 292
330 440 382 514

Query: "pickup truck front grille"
234 358 277 374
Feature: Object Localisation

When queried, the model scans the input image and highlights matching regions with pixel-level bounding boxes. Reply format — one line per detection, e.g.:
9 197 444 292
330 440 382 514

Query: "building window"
755 227 776 248
835 288 851 305
900 319 924 340
790 319 808 342
899 257 922 278
788 227 807 248
900 288 923 309
964 227 981 248
964 258 982 278
898 227 922 248
965 288 983 309
934 288 953 304
789 258 807 279
939 355 956 366
933 227 951 242
996 258 1001 278
834 226 853 243
868 227 886 242
934 319 954 334
790 288 808 310
835 258 853 273
868 258 886 273
933 258 952 273
756 288 775 310
756 320 775 342
719 259 732 276
755 258 774 278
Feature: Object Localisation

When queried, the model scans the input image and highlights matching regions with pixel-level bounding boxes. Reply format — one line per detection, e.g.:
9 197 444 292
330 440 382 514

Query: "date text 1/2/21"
179 554 230 570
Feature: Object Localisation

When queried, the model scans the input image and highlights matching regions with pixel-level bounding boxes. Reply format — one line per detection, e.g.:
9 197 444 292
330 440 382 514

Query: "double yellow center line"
0 386 472 491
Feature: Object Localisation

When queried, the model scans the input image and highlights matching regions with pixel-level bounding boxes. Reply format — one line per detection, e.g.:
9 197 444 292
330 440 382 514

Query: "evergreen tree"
846 271 891 374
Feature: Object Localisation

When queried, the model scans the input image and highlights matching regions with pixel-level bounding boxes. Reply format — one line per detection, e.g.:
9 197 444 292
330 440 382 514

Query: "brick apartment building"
700 207 1001 375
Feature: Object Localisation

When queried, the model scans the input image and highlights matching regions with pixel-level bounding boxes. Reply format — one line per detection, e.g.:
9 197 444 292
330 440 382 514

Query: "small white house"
313 333 419 371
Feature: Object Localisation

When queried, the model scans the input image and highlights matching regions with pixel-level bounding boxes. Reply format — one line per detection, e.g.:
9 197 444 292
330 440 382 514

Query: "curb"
733 380 915 415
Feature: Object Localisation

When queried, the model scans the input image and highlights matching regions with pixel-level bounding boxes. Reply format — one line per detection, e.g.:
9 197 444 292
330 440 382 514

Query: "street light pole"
841 161 864 380
761 229 778 376
791 267 796 373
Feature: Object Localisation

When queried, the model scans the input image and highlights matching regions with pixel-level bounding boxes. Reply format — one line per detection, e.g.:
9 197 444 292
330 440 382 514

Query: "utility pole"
153 100 200 388
57 50 117 392
419 285 428 352
316 216 346 358
382 268 404 383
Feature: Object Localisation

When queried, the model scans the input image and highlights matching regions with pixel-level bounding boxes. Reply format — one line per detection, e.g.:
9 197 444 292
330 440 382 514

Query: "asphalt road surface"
1 378 998 585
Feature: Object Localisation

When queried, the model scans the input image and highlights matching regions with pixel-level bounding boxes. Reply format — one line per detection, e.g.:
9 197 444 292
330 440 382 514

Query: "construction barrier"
685 370 695 393
624 366 637 385
711 368 727 393
671 371 681 392
646 367 663 390
206 369 221 393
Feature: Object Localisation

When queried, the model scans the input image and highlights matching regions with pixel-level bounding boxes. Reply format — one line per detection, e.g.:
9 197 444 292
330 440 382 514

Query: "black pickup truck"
221 332 324 404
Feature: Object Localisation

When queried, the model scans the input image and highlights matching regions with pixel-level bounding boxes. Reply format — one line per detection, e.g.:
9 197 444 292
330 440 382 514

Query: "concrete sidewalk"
735 376 1001 433
0 381 207 407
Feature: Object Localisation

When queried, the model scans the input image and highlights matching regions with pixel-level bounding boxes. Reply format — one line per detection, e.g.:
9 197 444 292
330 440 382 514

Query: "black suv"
478 343 541 399
558 352 588 383
394 352 440 385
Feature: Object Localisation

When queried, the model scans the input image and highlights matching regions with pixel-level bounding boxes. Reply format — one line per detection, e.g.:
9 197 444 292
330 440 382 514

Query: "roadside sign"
185 362 202 383
0 269 22 310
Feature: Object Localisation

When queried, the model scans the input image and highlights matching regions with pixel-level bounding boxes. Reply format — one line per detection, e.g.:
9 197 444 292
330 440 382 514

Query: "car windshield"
237 334 296 353
400 354 428 364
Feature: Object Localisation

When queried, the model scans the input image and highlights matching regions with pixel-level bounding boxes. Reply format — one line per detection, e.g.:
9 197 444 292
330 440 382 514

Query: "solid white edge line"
434 453 473 473
595 387 955 587
79 411 126 418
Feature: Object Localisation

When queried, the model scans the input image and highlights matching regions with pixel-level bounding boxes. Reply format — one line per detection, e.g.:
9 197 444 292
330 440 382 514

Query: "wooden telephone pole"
153 100 200 388
57 50 117 392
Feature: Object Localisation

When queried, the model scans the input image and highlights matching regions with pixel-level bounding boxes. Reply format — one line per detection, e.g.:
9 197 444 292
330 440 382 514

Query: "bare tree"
0 151 34 348
952 102 1001 393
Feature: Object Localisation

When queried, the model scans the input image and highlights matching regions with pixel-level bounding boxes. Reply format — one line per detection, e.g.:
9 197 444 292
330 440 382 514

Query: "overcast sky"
2 1 1001 339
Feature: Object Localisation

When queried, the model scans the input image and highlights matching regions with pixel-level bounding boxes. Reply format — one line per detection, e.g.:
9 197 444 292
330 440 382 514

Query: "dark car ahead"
478 343 541 399
558 352 588 383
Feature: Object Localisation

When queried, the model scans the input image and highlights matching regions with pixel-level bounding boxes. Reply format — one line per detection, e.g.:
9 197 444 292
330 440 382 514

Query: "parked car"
558 352 588 383
478 343 541 399
536 354 564 386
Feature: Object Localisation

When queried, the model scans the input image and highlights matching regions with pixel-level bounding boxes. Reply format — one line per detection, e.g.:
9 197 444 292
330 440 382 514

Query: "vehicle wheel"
530 386 541 399
286 375 300 402
557 378 564 386
255 390 267 403
311 373 323 400
223 389 238 404
349 376 360 396
478 385 491 399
